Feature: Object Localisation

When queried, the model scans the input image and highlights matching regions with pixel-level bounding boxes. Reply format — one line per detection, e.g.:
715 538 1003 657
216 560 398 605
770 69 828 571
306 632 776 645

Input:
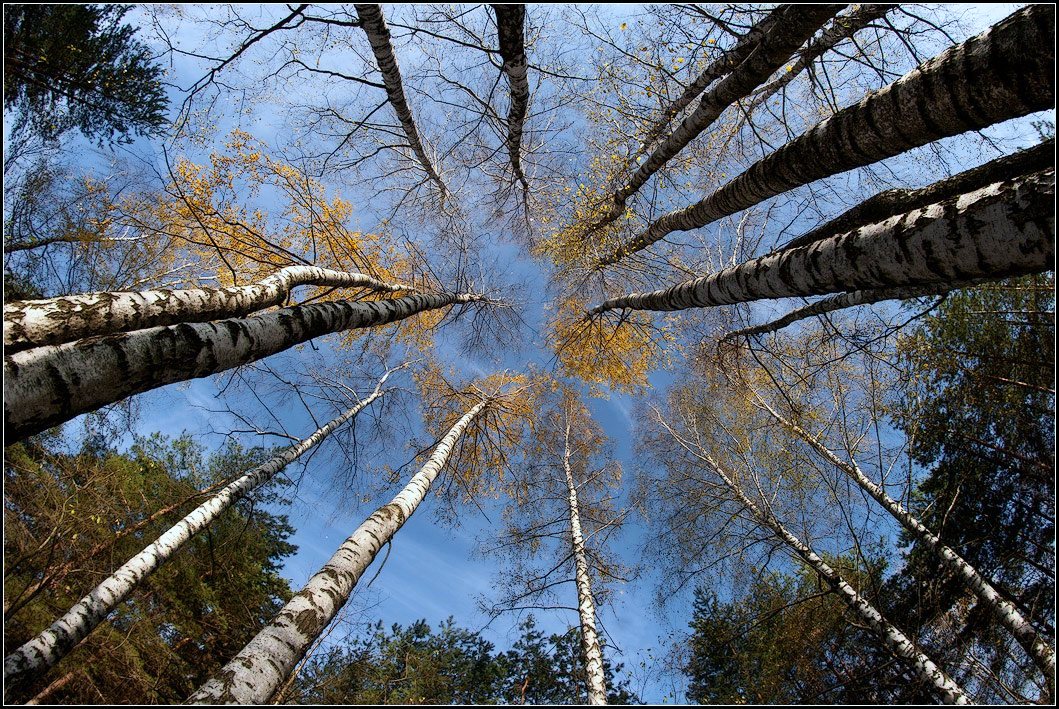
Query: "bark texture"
745 5 894 112
492 4 530 190
563 422 607 705
599 5 1055 265
588 168 1054 317
3 266 410 353
758 398 1057 696
3 376 392 687
630 5 789 161
702 451 971 705
5 291 481 442
595 5 841 229
186 399 491 704
354 4 448 200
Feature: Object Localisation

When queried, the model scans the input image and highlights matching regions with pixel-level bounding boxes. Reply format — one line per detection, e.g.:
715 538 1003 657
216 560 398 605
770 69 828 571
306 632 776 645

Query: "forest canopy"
3 3 1055 705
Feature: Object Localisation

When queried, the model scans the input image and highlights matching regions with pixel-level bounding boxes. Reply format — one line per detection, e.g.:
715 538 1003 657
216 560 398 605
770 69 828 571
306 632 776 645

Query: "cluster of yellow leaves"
548 294 668 395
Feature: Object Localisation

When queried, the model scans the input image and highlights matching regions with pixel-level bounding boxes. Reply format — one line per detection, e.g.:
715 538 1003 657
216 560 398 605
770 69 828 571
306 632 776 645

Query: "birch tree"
186 389 499 703
492 4 530 192
3 366 399 688
596 4 1054 267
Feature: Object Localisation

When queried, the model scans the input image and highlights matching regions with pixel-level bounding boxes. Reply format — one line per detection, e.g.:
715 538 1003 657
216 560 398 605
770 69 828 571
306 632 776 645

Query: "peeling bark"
757 397 1057 698
3 266 410 353
701 450 971 705
186 398 491 704
588 169 1054 317
562 420 607 705
599 5 1055 265
5 291 483 443
3 373 394 688
593 5 841 231
354 4 448 201
492 4 530 191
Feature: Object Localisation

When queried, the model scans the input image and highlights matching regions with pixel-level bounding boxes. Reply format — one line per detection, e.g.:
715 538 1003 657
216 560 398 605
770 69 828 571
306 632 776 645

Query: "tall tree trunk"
743 5 894 113
755 394 1057 698
562 419 607 705
354 4 448 201
698 448 971 705
185 398 491 704
593 5 842 231
4 266 410 353
588 168 1053 317
598 5 1055 266
2 371 396 688
5 291 482 442
630 6 789 162
492 4 530 191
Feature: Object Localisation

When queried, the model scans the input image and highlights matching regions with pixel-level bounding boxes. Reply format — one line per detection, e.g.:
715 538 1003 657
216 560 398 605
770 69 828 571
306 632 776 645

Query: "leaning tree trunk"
701 451 971 705
562 420 608 705
756 396 1057 698
598 4 1054 266
492 4 530 191
743 5 894 113
354 4 448 201
3 370 396 689
3 265 410 353
588 168 1053 317
591 5 841 231
5 290 482 442
186 397 491 704
629 5 788 162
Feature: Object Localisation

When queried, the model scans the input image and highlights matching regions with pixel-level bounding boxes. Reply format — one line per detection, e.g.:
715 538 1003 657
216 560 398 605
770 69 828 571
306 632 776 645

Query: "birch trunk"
563 421 607 705
3 372 394 688
598 5 1055 266
3 266 410 353
701 451 971 705
588 168 1053 317
594 5 841 229
744 5 894 112
492 4 530 190
629 6 788 162
720 281 982 342
757 396 1057 697
186 398 491 704
5 291 481 442
354 4 448 201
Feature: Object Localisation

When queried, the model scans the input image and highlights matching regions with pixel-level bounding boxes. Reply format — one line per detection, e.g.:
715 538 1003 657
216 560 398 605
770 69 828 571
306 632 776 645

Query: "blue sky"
13 2 1050 703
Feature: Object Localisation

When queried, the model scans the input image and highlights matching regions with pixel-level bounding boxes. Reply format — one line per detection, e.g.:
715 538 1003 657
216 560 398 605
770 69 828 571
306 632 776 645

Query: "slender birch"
562 418 608 705
754 393 1057 696
598 5 1055 266
3 368 397 688
658 411 971 704
588 168 1053 317
629 6 788 162
3 265 410 353
591 5 841 231
186 397 492 704
354 4 448 201
5 291 484 443
492 4 530 191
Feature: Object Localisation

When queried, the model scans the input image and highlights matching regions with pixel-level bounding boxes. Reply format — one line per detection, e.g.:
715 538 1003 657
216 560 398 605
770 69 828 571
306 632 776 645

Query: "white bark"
354 4 448 201
599 5 1054 265
756 396 1057 697
699 448 972 705
593 5 841 230
5 291 483 442
186 398 491 704
563 420 607 705
492 4 530 190
3 266 410 353
3 370 396 687
588 169 1053 317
